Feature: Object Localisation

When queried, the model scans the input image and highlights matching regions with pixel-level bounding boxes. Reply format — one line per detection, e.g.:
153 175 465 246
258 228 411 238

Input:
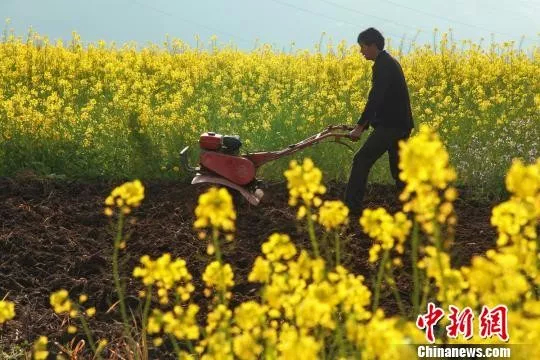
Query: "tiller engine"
180 124 355 205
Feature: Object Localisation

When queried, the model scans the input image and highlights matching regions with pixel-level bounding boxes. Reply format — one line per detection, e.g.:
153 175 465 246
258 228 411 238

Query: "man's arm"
357 60 392 127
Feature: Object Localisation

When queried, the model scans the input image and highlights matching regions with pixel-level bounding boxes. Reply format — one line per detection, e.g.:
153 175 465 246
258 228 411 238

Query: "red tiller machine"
180 124 355 205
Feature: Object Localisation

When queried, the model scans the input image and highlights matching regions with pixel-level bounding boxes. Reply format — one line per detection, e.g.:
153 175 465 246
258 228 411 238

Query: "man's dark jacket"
357 50 414 130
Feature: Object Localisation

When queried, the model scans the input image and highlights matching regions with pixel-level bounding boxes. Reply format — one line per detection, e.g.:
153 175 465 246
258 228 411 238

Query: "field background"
1 29 539 358
1 30 539 195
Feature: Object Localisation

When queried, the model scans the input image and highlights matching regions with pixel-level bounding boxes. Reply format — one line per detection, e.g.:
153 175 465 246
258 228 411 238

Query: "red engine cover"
200 151 256 185
200 132 222 150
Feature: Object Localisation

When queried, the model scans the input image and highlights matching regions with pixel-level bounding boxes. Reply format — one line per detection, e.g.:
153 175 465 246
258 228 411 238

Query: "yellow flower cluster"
231 301 268 360
32 336 49 360
317 200 349 231
50 289 73 314
261 233 297 262
199 304 234 359
446 247 540 351
46 288 102 341
202 261 235 293
0 300 15 324
284 158 326 216
460 249 531 308
133 253 195 304
132 254 201 347
399 125 458 234
328 266 372 321
147 304 200 341
360 208 412 262
506 158 540 201
244 231 422 358
491 159 540 247
194 187 236 232
418 246 467 304
413 156 540 349
455 159 540 314
277 323 321 359
347 310 419 360
104 180 145 216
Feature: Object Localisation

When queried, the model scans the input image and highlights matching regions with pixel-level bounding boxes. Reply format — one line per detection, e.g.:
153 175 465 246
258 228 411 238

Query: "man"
345 27 414 220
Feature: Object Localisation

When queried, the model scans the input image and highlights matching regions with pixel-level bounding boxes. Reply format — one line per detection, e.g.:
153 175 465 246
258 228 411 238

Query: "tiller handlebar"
245 124 356 168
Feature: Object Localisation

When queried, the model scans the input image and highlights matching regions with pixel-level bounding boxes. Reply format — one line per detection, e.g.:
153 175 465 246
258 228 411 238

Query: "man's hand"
349 124 366 141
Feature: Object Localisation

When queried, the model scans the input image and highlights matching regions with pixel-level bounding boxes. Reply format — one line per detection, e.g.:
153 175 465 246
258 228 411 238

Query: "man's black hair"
357 28 385 50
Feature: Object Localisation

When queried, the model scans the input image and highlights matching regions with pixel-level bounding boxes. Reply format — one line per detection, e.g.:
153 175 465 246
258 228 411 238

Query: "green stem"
372 249 389 312
385 270 407 318
306 206 319 257
420 280 430 311
112 213 138 358
141 285 152 360
212 228 222 264
212 228 225 305
411 220 420 317
317 328 326 360
168 334 181 359
334 313 346 358
261 313 277 360
536 232 540 279
433 223 447 304
113 214 129 330
187 340 196 358
94 341 107 360
78 311 97 356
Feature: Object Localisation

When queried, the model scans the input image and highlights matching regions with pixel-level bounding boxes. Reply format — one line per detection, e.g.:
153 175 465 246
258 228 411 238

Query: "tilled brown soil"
0 177 498 357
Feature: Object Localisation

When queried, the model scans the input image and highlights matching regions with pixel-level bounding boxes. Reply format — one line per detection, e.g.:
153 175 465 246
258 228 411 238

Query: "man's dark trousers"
345 126 411 217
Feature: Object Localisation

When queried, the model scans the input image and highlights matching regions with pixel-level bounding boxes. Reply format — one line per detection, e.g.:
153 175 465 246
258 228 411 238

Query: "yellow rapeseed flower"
133 253 194 303
194 187 236 232
284 158 326 208
318 200 349 231
234 301 267 331
0 300 15 323
360 208 410 262
33 336 49 360
461 248 531 307
347 309 416 359
203 261 235 291
261 233 297 262
104 179 145 216
360 208 394 245
398 125 457 234
399 125 456 191
147 305 200 341
233 332 263 360
277 324 321 359
248 256 272 283
50 289 73 314
505 158 540 201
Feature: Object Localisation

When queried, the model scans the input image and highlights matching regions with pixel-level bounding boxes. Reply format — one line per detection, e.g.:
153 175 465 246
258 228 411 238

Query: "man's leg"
345 128 391 217
388 128 411 195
